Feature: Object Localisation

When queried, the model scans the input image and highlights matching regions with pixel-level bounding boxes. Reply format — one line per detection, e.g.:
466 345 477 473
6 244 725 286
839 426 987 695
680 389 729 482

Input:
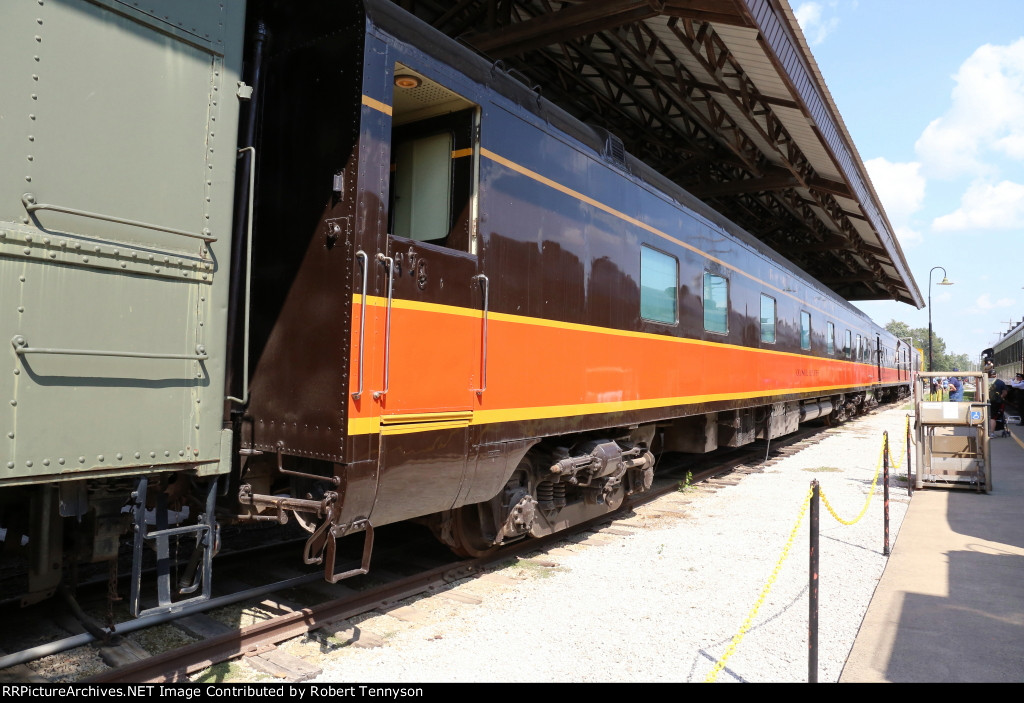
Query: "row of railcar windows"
640 245 875 362
640 246 727 334
993 337 1023 368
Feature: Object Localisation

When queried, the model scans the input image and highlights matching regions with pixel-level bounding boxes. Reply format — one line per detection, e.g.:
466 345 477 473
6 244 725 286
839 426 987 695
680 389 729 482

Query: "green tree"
946 353 971 373
883 319 955 371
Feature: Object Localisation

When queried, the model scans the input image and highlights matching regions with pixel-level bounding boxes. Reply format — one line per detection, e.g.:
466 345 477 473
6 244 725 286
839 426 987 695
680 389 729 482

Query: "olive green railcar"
1 0 246 610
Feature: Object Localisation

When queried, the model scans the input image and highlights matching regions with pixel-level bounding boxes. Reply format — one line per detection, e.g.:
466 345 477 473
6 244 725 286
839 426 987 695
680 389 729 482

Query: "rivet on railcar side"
0 0 920 616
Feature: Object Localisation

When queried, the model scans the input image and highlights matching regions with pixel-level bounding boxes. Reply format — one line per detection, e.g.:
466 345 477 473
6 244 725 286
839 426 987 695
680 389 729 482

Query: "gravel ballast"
310 407 913 684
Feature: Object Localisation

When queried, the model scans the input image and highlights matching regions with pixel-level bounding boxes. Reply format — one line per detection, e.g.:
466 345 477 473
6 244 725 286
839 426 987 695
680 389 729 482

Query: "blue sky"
792 1 1024 363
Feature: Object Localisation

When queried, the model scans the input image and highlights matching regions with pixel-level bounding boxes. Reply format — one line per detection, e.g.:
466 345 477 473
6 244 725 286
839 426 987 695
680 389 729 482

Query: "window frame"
391 131 454 244
639 244 679 325
799 310 811 351
702 271 729 335
827 322 835 355
759 294 777 344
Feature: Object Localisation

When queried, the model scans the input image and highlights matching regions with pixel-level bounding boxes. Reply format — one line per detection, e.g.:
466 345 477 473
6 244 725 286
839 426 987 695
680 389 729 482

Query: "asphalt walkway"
840 414 1024 682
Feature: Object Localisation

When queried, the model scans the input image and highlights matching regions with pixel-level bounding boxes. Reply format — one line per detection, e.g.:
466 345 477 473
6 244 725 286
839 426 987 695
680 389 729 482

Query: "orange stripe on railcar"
347 296 890 435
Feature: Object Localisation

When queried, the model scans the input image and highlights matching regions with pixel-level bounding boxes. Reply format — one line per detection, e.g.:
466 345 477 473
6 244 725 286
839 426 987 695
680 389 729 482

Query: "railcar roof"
992 319 1024 348
379 0 923 309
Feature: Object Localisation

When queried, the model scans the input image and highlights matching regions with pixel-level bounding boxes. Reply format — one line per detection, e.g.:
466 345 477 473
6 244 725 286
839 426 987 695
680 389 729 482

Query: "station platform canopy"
388 0 924 308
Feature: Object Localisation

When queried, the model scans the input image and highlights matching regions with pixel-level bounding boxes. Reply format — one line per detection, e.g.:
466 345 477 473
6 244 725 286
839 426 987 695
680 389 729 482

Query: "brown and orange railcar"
234 0 917 573
0 0 917 615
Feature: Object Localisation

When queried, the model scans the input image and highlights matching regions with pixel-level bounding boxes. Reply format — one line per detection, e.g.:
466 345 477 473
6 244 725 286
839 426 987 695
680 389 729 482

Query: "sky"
790 0 1024 364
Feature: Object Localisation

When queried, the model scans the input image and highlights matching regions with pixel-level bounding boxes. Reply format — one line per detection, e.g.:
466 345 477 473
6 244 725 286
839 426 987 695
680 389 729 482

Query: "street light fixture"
928 266 954 371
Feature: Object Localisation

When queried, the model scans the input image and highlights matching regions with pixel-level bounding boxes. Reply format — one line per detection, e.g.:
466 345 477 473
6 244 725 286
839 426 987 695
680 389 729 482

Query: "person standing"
990 379 1008 437
948 372 963 402
1008 372 1024 410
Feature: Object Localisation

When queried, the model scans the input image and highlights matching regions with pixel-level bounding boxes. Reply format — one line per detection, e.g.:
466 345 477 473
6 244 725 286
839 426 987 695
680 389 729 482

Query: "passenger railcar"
982 321 1024 381
0 0 917 615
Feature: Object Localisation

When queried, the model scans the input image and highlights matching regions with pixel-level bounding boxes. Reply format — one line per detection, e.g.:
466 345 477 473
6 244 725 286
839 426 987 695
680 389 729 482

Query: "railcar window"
845 330 852 359
800 311 811 350
760 294 776 343
827 322 835 355
994 338 1023 367
392 133 453 242
640 246 678 324
390 64 477 252
856 335 862 361
703 272 728 334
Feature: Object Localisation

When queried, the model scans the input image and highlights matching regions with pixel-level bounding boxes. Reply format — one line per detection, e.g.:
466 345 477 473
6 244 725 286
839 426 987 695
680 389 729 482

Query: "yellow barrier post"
809 479 819 683
883 431 890 556
905 414 913 498
704 486 814 683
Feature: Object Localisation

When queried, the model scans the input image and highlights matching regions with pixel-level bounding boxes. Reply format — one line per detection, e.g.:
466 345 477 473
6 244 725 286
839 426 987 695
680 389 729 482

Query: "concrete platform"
840 417 1024 682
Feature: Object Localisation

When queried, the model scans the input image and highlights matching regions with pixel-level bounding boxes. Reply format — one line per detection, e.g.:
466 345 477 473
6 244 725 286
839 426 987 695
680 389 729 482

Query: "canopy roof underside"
387 0 923 307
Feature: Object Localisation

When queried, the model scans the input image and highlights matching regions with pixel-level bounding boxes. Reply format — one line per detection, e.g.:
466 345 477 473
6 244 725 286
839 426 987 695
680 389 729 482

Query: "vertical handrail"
472 274 489 395
372 254 394 400
227 146 256 405
352 250 368 400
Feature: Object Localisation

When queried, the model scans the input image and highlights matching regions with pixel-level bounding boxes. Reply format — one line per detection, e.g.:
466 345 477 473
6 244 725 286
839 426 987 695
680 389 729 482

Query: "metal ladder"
129 476 218 617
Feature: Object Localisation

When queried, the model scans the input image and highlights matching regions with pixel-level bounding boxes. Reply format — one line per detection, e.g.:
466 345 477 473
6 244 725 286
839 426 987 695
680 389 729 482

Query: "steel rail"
2 414 853 680
0 573 323 672
84 425 829 683
84 560 482 683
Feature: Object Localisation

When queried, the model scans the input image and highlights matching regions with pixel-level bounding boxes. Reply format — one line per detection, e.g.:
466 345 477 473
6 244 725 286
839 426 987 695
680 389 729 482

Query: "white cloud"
973 294 1015 311
915 118 980 179
932 179 1024 231
793 2 840 45
915 38 1024 179
995 132 1024 160
864 157 926 222
893 224 923 248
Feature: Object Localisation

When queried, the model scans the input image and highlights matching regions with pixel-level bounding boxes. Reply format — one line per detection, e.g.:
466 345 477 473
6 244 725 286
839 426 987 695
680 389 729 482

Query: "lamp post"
928 266 953 372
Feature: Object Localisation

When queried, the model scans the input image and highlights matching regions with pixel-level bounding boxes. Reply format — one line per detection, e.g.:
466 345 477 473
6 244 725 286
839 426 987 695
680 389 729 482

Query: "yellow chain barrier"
886 416 911 470
704 485 814 683
705 419 909 682
820 434 884 526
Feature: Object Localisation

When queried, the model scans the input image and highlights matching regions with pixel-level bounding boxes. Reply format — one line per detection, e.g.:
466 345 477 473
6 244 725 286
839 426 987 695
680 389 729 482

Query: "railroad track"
0 419 849 684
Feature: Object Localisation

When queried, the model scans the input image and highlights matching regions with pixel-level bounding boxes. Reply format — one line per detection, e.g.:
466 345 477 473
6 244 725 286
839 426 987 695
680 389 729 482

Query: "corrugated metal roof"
388 0 923 308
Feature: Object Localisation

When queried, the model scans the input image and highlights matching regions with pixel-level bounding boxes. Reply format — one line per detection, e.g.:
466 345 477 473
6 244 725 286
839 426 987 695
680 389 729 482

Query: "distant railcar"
983 321 1024 380
0 0 918 616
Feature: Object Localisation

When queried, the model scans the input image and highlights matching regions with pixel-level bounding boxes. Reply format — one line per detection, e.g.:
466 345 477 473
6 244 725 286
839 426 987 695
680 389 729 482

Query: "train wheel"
606 483 625 511
448 504 499 558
